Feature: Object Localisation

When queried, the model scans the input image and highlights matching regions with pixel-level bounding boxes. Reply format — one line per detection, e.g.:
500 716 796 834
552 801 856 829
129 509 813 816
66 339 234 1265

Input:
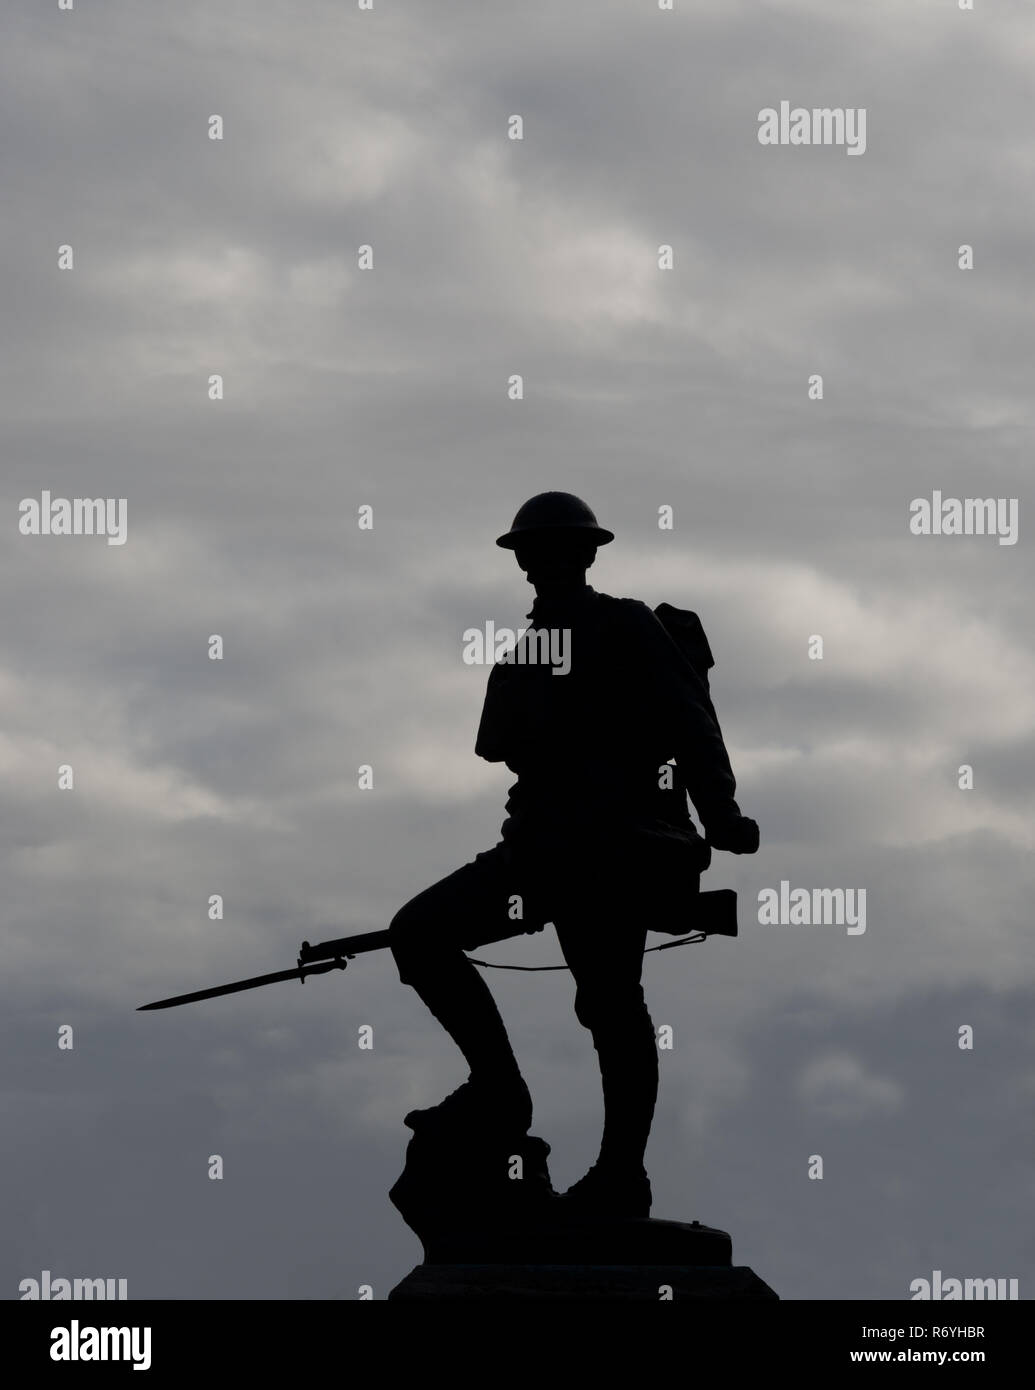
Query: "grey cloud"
1 0 1031 1301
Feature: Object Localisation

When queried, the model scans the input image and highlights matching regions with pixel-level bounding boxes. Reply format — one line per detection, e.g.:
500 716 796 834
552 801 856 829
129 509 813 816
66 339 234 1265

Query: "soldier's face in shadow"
514 534 597 596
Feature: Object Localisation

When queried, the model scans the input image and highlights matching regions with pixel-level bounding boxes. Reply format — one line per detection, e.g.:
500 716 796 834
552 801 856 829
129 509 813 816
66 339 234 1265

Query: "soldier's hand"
706 814 760 855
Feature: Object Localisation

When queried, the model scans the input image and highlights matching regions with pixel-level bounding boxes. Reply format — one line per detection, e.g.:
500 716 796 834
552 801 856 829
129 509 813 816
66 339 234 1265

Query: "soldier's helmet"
495 492 615 550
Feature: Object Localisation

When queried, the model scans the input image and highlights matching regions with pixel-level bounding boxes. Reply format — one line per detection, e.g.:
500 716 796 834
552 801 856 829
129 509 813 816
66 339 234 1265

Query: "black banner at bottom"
5 1298 1023 1377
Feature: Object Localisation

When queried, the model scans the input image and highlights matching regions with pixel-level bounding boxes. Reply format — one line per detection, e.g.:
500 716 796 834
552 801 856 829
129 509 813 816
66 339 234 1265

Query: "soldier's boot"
404 1070 532 1135
557 1160 652 1219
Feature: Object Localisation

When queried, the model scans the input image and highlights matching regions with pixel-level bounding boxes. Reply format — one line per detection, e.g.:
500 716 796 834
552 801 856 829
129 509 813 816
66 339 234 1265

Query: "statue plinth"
387 1127 777 1301
389 1263 777 1300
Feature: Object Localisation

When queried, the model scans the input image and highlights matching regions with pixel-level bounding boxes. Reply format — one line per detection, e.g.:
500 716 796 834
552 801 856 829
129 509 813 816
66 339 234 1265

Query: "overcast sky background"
3 0 1033 1301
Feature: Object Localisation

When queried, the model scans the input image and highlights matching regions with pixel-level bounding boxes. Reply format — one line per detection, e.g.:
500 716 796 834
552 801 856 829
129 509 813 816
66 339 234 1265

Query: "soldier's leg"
556 903 658 1190
389 846 534 1127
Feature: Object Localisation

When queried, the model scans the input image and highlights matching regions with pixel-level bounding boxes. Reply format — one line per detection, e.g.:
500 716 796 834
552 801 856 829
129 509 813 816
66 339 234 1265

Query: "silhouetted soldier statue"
389 493 759 1217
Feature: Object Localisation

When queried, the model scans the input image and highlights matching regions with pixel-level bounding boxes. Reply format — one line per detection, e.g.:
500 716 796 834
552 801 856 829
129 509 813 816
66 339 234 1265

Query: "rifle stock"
298 928 394 965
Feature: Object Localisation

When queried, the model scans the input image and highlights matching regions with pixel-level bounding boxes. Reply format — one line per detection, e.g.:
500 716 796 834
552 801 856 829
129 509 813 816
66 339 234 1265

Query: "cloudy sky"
3 0 1033 1301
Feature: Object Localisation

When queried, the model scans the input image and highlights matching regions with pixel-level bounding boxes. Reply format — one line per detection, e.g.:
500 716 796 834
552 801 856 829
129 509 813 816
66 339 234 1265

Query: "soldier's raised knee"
388 899 431 982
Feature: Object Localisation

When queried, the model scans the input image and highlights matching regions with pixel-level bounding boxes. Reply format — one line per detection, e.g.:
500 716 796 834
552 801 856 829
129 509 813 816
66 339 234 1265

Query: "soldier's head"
513 532 598 592
496 492 613 595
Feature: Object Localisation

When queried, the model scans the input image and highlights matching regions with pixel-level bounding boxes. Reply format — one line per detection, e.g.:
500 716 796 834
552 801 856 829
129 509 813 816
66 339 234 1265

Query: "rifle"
136 888 738 1012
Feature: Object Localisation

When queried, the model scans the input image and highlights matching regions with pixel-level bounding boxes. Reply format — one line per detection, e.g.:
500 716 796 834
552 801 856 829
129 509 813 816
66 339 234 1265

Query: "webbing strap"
466 931 707 972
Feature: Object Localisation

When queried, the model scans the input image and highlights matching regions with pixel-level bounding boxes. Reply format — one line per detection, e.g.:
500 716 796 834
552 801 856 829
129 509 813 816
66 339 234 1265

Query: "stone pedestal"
389 1263 777 1300
387 1127 777 1301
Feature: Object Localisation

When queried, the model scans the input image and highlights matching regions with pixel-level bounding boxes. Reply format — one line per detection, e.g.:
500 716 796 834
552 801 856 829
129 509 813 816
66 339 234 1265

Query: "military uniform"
389 584 747 1172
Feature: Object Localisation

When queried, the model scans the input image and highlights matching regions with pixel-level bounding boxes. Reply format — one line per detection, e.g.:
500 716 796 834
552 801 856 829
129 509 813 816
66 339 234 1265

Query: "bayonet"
137 928 393 1011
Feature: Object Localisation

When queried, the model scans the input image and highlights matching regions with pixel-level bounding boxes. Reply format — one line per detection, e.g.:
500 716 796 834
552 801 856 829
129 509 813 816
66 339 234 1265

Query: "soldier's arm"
474 661 547 768
474 663 511 763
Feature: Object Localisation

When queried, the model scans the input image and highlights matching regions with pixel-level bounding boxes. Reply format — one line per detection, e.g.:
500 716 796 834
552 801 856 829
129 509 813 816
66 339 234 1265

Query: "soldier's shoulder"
592 591 715 669
591 589 652 616
591 591 664 630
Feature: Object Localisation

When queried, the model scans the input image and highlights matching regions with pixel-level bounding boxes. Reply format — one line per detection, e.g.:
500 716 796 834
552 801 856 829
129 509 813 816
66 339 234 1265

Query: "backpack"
648 604 739 938
652 603 715 690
